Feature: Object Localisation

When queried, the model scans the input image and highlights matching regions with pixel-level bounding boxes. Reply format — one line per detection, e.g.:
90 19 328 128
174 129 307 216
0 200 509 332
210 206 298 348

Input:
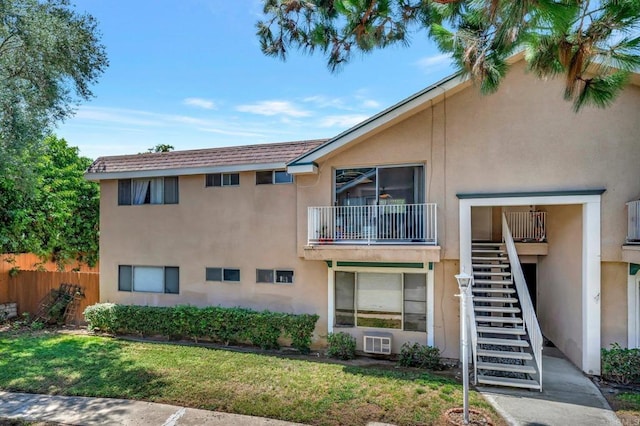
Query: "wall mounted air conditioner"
363 331 392 355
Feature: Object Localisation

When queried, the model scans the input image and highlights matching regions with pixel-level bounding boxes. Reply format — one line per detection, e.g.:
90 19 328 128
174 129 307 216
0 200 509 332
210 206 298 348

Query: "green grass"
0 332 501 426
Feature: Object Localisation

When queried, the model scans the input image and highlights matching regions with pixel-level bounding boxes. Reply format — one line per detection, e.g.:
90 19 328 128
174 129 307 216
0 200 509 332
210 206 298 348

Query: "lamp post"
455 271 473 425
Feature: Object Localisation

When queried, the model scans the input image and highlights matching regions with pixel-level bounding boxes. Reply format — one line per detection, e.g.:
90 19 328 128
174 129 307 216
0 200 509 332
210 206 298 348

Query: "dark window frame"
117 177 179 205
206 173 240 187
256 170 293 185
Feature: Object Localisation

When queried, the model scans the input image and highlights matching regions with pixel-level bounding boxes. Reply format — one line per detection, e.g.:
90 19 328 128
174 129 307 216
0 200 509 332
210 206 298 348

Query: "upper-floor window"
256 170 293 185
118 177 179 205
206 173 239 187
334 165 424 206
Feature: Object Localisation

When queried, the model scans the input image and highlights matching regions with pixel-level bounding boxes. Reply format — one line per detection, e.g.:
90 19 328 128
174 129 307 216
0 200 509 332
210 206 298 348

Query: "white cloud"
416 53 452 72
361 99 381 109
318 114 369 128
183 97 216 109
236 100 311 117
303 95 347 109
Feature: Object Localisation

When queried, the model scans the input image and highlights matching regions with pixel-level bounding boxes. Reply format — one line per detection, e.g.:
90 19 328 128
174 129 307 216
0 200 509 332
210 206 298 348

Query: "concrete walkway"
0 391 306 426
478 350 622 426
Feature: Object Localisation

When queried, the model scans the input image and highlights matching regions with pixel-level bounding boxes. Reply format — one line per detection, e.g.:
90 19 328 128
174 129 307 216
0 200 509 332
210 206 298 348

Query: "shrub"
326 332 357 360
83 303 319 353
397 342 444 370
601 343 640 385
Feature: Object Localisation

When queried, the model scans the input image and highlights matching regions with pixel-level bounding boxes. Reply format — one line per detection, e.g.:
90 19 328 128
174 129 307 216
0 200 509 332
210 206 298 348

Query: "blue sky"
56 1 456 160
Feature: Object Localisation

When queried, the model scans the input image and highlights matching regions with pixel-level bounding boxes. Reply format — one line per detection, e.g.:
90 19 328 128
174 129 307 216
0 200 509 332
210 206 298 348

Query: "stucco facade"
90 57 640 373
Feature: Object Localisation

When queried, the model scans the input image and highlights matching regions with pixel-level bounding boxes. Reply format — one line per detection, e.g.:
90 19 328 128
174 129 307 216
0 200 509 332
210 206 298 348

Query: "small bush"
398 342 444 370
601 343 640 385
326 332 356 360
83 303 319 353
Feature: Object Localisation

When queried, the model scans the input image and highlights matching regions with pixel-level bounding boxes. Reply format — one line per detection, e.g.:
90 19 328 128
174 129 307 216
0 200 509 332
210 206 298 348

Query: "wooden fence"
7 270 99 325
0 253 99 304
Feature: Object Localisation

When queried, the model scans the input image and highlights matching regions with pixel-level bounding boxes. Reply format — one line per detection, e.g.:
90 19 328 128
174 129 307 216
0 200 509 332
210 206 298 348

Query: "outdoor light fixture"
455 271 474 425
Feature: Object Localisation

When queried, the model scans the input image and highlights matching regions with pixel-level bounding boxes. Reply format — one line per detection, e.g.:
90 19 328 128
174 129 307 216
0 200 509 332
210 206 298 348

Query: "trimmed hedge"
83 303 319 353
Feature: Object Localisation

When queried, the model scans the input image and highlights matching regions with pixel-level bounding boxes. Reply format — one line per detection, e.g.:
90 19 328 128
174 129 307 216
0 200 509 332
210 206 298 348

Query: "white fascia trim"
287 163 318 175
290 74 467 165
327 261 335 334
629 272 639 348
85 162 287 181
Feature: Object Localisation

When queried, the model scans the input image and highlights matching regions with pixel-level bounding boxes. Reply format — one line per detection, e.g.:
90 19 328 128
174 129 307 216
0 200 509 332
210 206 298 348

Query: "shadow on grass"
0 332 167 400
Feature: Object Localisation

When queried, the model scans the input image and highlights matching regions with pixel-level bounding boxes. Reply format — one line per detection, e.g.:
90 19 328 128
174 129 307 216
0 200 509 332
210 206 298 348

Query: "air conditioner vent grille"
363 333 392 355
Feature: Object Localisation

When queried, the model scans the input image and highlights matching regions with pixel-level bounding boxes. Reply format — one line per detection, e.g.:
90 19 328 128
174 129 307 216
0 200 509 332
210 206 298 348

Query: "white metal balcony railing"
505 211 547 242
308 203 437 245
627 200 640 243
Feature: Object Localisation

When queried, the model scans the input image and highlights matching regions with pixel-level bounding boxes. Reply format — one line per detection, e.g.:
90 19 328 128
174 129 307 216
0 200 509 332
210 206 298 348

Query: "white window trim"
327 264 434 345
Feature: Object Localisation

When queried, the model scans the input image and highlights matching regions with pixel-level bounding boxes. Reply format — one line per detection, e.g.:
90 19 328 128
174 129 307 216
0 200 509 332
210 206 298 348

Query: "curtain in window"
132 180 150 205
133 266 164 292
150 177 164 204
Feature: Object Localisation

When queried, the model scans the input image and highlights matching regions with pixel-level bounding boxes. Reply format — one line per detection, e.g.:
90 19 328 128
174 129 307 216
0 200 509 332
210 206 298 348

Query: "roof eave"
85 161 288 181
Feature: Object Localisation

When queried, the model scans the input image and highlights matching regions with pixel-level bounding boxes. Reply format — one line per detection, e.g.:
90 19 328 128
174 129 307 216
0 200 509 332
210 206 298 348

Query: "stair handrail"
502 213 543 389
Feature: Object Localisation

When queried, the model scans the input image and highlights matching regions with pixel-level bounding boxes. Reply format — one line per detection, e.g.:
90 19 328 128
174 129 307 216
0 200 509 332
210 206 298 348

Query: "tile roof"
86 139 327 175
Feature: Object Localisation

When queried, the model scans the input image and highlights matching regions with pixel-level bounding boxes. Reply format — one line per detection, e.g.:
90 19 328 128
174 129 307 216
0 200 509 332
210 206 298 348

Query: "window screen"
206 267 222 281
223 268 240 282
118 265 132 291
164 267 179 294
256 171 272 185
403 273 427 332
256 269 274 283
164 177 179 204
274 171 293 184
118 179 132 205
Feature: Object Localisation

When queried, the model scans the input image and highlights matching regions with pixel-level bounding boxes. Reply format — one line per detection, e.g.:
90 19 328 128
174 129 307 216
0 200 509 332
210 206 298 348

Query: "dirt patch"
592 377 640 426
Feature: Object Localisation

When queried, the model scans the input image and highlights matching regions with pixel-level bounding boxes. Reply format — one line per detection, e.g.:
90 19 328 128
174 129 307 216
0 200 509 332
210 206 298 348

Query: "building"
86 55 640 390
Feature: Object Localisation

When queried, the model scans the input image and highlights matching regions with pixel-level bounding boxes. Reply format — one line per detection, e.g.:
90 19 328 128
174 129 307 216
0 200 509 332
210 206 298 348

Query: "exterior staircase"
470 238 542 390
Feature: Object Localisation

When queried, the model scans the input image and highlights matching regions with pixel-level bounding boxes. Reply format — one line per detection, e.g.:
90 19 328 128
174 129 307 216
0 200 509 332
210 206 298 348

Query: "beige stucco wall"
537 204 583 367
601 262 629 348
99 173 330 346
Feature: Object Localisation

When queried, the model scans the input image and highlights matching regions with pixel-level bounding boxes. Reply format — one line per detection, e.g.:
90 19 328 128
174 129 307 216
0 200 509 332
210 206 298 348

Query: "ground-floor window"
334 271 427 331
118 265 179 294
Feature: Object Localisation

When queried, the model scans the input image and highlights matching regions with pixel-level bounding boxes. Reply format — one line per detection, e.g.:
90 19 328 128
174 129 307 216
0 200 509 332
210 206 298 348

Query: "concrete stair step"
473 263 510 269
478 337 530 348
477 326 526 335
477 349 533 361
471 256 508 262
476 316 523 324
472 288 516 294
473 271 511 276
474 306 521 314
477 374 541 390
476 361 537 375
473 296 518 303
475 279 514 285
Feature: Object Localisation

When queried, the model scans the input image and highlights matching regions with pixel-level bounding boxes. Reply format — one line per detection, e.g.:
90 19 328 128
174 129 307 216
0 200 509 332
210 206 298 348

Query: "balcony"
308 203 437 245
505 211 547 242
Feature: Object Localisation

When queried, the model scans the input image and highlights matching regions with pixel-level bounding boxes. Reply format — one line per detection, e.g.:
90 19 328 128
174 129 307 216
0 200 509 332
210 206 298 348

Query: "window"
118 265 179 294
206 173 239 187
334 272 427 331
256 269 294 284
118 177 179 205
206 267 240 282
256 170 293 185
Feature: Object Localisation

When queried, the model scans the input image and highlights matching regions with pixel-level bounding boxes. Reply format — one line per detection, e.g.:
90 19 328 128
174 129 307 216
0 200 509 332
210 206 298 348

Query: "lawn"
0 331 502 426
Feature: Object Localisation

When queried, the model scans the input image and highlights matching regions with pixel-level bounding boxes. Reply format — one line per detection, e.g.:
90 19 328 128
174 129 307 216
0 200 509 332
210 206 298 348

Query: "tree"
257 0 640 111
148 144 175 153
0 0 108 179
0 136 99 268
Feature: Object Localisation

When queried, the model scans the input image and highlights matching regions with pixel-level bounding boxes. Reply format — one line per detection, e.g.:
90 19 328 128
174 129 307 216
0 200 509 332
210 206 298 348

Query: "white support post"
459 200 472 275
629 272 639 349
582 201 601 375
427 267 435 347
327 262 334 333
